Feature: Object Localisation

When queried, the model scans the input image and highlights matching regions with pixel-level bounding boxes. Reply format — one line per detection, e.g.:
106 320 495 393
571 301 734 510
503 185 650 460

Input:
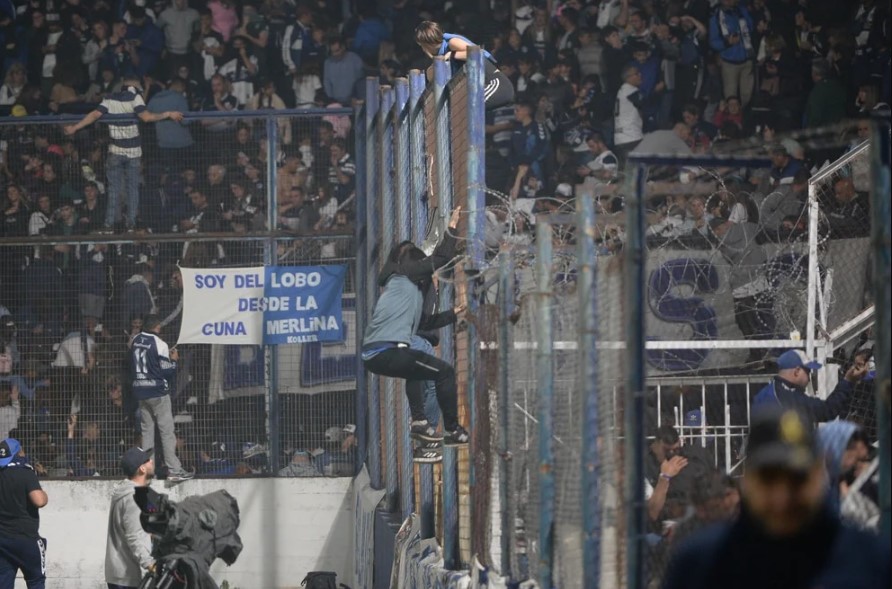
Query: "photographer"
106 447 155 589
0 438 49 589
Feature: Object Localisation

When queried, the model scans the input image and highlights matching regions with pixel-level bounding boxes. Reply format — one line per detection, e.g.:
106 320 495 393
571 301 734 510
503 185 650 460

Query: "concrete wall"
19 477 353 589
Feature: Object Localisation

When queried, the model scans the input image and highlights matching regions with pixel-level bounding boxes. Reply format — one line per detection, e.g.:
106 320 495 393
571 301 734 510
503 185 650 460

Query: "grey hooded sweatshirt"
105 480 153 586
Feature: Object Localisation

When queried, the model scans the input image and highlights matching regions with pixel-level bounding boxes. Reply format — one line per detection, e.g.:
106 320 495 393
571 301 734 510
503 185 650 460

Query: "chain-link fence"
0 109 358 479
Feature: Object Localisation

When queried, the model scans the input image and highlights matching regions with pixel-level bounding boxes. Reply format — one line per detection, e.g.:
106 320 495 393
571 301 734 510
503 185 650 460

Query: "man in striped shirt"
64 76 184 231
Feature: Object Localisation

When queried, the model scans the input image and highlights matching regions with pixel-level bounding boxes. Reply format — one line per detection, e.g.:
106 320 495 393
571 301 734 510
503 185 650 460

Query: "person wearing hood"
362 207 470 447
817 421 872 510
105 446 155 589
663 406 890 589
754 350 869 424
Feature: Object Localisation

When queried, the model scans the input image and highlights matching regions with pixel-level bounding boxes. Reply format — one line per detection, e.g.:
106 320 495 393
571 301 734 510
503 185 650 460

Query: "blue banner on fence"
262 265 347 345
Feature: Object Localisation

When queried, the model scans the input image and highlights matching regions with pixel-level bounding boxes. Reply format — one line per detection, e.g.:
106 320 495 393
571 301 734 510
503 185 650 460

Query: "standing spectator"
576 132 618 184
614 65 645 166
64 76 184 231
673 15 708 113
233 2 270 73
207 0 238 43
27 194 53 237
351 5 390 65
0 438 49 589
125 7 164 78
0 385 20 440
709 0 756 108
663 407 890 589
218 35 258 107
83 21 112 84
0 63 27 107
192 10 225 84
78 243 109 321
291 61 322 109
804 59 847 128
105 447 155 589
282 5 314 80
707 217 774 362
328 138 355 204
2 184 30 237
33 12 82 98
77 182 107 232
323 37 364 106
130 315 192 481
601 26 626 97
753 350 868 422
122 263 157 332
147 78 194 176
827 176 870 238
507 99 549 199
575 28 603 78
156 0 200 79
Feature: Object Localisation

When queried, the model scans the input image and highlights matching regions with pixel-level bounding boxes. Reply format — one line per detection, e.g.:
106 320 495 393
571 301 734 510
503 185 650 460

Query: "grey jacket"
712 221 766 292
105 480 153 586
363 233 457 348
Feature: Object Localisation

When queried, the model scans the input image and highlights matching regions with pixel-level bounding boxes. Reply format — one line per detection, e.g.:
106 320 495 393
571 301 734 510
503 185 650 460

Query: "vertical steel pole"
433 56 458 568
364 77 383 489
578 195 600 587
264 116 281 473
624 162 647 589
498 248 514 576
806 181 819 364
379 85 399 513
393 78 415 520
871 119 891 539
354 101 368 477
536 220 555 589
409 68 435 537
408 70 428 243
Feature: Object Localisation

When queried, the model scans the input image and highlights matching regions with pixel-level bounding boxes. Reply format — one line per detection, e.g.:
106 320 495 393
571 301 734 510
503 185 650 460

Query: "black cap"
745 407 818 474
120 447 153 477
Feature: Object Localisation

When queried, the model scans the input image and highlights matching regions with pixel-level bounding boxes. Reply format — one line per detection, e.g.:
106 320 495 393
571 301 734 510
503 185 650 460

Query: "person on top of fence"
361 206 470 447
753 350 870 424
414 20 515 109
63 75 184 232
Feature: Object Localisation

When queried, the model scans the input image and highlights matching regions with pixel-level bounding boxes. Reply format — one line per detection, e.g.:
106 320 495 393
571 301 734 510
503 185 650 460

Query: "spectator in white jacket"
0 383 20 439
105 447 155 589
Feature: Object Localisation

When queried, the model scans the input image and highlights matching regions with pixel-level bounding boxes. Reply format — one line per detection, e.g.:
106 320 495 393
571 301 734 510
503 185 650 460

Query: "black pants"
0 534 46 589
364 348 459 431
484 60 515 109
734 292 776 360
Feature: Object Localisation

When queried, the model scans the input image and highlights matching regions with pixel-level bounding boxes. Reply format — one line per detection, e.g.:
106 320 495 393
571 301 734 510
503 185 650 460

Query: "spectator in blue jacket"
125 7 164 78
752 350 869 424
508 99 549 199
351 5 390 65
709 0 755 107
663 406 891 589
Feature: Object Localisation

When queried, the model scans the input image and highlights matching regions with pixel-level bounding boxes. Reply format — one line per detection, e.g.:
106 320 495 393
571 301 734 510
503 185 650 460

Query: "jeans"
106 153 142 228
364 347 459 431
409 335 440 426
139 394 185 475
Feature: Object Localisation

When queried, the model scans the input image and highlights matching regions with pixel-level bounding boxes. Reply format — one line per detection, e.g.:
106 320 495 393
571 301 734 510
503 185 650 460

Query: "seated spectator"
757 168 807 238
0 383 21 440
84 66 122 104
0 63 27 107
2 184 31 237
247 78 292 146
827 176 870 238
76 182 107 233
65 413 117 476
277 151 307 203
712 95 743 129
760 143 802 191
681 103 717 152
222 178 264 232
28 194 54 236
278 449 320 477
328 139 356 204
201 74 238 133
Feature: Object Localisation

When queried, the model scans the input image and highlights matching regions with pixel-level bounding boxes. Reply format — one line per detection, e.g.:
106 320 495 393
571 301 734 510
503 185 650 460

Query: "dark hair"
388 240 424 264
143 315 162 331
682 102 702 117
654 425 679 444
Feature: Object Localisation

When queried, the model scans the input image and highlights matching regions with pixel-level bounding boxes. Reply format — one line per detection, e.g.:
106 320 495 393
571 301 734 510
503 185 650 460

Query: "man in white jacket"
105 447 155 589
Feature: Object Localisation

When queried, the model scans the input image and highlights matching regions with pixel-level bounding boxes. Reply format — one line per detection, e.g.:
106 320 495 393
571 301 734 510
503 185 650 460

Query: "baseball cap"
11 105 27 117
555 183 573 198
745 407 818 474
343 423 356 435
0 438 21 467
776 350 822 371
120 447 153 477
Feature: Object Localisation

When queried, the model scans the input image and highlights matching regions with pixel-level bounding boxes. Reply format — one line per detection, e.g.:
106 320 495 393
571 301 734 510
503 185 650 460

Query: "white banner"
178 267 265 345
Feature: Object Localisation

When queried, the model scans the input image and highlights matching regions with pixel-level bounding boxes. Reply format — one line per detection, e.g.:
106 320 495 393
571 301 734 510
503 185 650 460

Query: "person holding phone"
362 207 469 446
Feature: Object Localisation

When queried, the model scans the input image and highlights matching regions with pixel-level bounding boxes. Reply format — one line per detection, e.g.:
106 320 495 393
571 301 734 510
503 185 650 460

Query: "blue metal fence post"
264 116 281 474
535 221 555 589
379 85 399 513
408 68 435 537
433 56 459 568
408 70 429 243
497 247 515 576
354 101 369 477
393 78 415 520
578 195 600 587
624 161 648 589
364 77 383 489
871 119 891 539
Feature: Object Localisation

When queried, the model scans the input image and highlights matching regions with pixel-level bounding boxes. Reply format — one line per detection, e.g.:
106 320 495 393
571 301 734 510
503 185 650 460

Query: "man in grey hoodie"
362 207 470 446
105 447 155 589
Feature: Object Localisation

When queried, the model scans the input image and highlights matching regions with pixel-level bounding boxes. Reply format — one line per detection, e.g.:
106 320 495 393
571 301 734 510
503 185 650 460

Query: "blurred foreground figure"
662 407 890 589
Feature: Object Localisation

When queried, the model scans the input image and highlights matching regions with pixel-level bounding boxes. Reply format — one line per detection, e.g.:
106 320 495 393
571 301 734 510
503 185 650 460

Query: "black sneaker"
413 445 443 463
409 420 443 442
443 426 470 446
166 469 195 483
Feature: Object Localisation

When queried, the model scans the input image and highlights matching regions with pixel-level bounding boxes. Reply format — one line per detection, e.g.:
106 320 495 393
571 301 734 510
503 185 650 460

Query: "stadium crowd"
0 0 884 483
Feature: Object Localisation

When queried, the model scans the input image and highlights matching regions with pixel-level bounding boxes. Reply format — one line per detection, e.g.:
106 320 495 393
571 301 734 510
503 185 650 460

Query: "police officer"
0 438 48 589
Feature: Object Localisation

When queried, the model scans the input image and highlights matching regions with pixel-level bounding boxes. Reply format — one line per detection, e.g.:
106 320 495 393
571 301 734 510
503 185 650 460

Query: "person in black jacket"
663 406 890 589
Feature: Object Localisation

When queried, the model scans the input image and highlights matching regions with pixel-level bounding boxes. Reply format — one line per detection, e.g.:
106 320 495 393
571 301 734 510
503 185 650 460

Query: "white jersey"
614 83 643 146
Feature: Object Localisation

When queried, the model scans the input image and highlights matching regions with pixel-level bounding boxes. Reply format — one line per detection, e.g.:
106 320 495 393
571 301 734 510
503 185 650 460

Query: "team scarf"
718 6 754 58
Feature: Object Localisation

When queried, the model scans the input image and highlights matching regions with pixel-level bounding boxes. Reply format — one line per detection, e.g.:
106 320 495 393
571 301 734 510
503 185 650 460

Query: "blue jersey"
130 331 176 400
